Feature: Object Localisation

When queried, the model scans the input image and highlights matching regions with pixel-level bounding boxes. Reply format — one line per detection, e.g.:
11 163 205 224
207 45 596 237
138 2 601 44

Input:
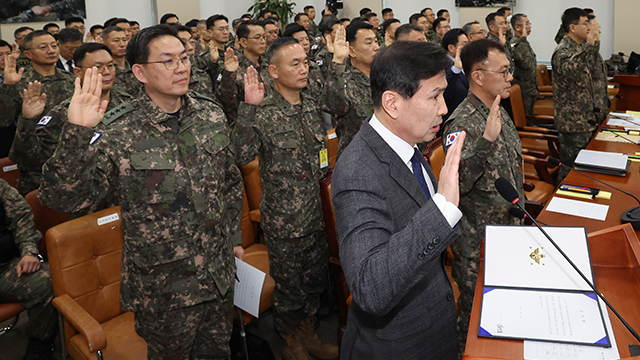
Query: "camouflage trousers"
451 254 480 359
557 131 595 184
0 258 57 340
134 294 234 360
265 230 329 334
522 93 535 116
14 171 41 196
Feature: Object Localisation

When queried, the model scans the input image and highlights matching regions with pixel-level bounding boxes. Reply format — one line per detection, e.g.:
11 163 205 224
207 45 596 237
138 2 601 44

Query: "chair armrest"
52 294 107 353
538 85 553 93
523 155 556 185
517 125 557 135
526 114 555 127
523 181 535 192
249 209 261 223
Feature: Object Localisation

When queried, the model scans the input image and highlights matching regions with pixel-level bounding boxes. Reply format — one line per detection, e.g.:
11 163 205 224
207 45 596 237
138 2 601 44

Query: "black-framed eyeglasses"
140 55 190 70
475 66 514 80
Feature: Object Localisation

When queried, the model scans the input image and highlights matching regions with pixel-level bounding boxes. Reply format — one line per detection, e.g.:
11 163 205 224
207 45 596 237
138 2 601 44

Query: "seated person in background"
395 23 427 42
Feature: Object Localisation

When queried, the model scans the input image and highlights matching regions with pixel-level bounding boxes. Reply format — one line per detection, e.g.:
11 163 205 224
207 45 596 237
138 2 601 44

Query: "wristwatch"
24 9 35 18
28 252 44 263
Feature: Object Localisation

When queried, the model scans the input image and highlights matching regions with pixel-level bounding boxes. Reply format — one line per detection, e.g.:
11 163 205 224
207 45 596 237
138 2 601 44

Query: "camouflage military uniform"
425 25 437 42
510 34 539 115
432 35 442 46
16 52 31 70
39 91 243 358
0 179 56 342
0 66 74 195
192 46 224 93
442 92 524 355
487 33 513 67
308 23 324 57
554 24 564 44
215 52 274 128
46 0 85 18
114 61 141 97
235 90 330 334
189 66 216 99
35 88 133 219
552 35 601 182
321 62 373 158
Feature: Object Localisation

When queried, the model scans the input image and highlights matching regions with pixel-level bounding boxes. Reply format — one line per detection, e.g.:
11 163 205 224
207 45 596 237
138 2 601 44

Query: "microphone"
588 119 640 145
548 157 640 229
616 94 640 107
508 207 549 226
495 177 640 345
618 52 627 58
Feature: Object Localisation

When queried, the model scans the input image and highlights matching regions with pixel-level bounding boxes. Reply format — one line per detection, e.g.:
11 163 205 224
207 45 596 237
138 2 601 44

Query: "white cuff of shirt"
432 193 462 228
450 65 463 74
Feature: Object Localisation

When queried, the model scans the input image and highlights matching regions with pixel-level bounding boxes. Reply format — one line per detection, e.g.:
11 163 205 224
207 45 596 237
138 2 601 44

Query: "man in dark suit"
442 28 469 123
331 41 466 360
55 28 82 73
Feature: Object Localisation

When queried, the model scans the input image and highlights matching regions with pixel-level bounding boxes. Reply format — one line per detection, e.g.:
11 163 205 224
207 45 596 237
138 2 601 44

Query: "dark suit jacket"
332 120 460 360
56 59 73 73
444 69 469 122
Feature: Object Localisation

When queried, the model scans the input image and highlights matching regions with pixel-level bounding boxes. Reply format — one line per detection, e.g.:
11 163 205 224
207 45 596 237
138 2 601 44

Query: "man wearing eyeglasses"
462 21 487 42
0 30 74 195
216 19 274 128
40 24 244 359
35 43 133 220
55 28 83 73
442 39 524 358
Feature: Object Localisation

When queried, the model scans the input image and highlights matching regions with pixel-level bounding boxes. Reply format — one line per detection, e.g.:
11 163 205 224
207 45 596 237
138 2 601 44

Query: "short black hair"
583 8 594 15
282 24 306 38
561 7 588 33
294 13 309 23
23 30 53 49
206 14 229 30
587 14 596 21
395 24 423 41
65 17 84 26
111 18 130 27
265 37 300 64
345 21 373 43
461 38 505 81
421 7 433 14
442 28 466 52
0 40 11 48
185 19 199 28
73 43 112 65
129 21 139 27
57 28 83 44
382 19 400 34
257 9 272 19
90 25 104 36
232 18 245 29
160 13 179 24
173 24 193 35
321 17 340 35
496 7 511 16
510 13 527 28
371 41 451 107
236 20 264 39
14 26 33 39
437 9 449 18
102 26 125 42
304 5 314 12
43 23 59 32
433 17 448 30
103 17 117 27
462 21 480 36
351 16 367 24
409 13 425 25
359 8 372 16
340 18 350 25
262 18 278 27
382 8 393 16
241 13 253 20
485 12 503 28
364 12 378 21
126 24 181 65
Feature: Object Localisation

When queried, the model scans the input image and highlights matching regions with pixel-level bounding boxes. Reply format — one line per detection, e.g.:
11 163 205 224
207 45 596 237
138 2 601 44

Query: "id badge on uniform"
319 148 329 168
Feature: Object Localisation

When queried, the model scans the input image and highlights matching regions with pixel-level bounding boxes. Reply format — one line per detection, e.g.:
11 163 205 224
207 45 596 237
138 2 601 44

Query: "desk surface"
464 122 640 359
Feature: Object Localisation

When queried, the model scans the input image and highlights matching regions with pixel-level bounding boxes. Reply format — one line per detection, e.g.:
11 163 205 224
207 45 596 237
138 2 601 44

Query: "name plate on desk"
574 150 629 176
479 226 611 347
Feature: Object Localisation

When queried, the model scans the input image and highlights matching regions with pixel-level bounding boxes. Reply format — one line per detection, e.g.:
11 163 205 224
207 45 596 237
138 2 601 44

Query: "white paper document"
574 150 629 172
524 298 620 360
484 226 593 291
233 258 266 318
607 113 640 130
479 289 610 347
546 197 609 221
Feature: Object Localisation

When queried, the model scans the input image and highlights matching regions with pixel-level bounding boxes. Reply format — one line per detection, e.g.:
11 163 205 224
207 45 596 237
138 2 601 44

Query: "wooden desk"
464 124 640 359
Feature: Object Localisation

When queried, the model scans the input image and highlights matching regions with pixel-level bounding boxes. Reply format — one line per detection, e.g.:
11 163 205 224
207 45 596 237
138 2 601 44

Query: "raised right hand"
68 67 108 128
454 44 463 70
332 25 349 64
437 131 466 206
21 81 47 119
224 47 238 72
244 66 264 105
3 51 25 85
482 95 502 142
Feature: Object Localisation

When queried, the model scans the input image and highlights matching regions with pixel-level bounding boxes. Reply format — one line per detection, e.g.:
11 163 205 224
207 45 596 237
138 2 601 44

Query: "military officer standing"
510 13 539 115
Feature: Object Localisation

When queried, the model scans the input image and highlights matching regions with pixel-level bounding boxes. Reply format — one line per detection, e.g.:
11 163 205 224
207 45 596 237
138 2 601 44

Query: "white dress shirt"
447 54 464 75
369 114 462 228
59 55 74 72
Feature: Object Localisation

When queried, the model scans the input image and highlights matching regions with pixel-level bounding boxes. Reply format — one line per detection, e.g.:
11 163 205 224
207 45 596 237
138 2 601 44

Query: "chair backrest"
427 138 444 182
46 206 125 340
24 190 70 258
240 185 256 249
239 157 262 212
509 84 527 127
326 128 339 168
0 158 20 189
319 170 339 258
537 64 551 87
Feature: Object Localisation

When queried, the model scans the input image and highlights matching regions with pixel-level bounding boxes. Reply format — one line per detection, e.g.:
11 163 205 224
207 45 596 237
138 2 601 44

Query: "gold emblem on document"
529 247 545 265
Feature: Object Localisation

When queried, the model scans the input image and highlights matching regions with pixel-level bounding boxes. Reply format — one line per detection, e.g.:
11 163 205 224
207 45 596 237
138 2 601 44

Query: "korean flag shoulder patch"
37 116 52 126
90 131 102 145
445 131 462 147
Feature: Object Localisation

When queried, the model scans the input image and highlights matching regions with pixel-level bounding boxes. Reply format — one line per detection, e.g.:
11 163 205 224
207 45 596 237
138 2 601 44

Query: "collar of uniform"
351 68 370 86
138 91 196 124
26 66 69 82
466 92 491 118
487 33 500 42
238 52 264 69
263 89 313 116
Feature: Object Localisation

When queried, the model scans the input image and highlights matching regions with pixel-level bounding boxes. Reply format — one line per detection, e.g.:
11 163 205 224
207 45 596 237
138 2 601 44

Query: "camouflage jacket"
215 52 274 128
442 93 524 258
16 52 31 70
425 26 437 42
589 41 610 115
487 33 513 68
0 178 41 258
321 62 373 158
235 90 328 238
35 88 133 219
192 46 225 89
510 35 539 97
113 61 141 97
551 36 600 133
189 66 215 100
0 67 75 195
431 35 442 46
39 92 243 314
